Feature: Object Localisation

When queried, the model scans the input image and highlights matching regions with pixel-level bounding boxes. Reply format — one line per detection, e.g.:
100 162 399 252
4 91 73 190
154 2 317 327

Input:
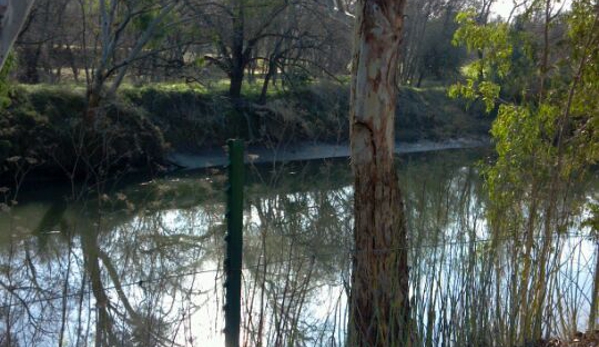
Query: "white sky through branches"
491 0 573 20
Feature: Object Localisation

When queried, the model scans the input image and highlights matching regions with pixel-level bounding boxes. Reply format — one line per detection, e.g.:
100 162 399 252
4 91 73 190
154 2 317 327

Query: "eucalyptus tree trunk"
349 0 410 346
0 0 36 70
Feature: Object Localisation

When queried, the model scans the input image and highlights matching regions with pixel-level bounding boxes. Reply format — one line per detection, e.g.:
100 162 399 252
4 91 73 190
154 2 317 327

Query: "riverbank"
0 81 492 183
169 137 491 170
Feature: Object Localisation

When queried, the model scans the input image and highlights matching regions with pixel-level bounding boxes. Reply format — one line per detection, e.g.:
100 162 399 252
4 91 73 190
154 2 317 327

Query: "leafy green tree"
450 1 599 343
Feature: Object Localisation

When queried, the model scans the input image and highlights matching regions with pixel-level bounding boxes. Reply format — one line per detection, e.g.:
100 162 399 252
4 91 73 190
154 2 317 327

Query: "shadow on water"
0 148 596 346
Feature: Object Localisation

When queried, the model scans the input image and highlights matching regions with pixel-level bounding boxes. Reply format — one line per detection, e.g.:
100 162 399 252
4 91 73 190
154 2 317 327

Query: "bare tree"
186 0 351 100
85 0 181 123
185 0 291 99
15 0 79 83
0 0 36 70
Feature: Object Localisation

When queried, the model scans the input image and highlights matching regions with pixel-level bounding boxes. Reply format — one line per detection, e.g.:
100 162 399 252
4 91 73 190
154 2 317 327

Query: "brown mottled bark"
348 0 410 347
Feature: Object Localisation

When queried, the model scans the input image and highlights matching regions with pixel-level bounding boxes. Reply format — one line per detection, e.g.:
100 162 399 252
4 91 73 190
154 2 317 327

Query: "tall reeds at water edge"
238 153 597 347
0 150 595 346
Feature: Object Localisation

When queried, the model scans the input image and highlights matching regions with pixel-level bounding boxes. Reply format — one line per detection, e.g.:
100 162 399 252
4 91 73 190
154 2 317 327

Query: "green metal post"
225 139 244 347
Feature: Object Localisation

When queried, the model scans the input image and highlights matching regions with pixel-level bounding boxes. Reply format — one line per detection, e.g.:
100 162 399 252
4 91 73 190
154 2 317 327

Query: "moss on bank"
0 82 491 182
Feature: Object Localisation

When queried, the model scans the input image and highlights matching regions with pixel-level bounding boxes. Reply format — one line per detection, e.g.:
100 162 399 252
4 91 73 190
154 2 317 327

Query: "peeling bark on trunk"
349 0 410 347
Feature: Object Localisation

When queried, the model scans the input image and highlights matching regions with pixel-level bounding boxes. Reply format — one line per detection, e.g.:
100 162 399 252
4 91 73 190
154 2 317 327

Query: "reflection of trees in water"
0 149 596 346
0 185 225 347
402 151 597 347
241 160 354 346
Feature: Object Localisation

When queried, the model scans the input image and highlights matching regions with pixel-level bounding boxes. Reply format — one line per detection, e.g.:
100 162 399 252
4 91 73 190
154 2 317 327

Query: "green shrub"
0 87 167 181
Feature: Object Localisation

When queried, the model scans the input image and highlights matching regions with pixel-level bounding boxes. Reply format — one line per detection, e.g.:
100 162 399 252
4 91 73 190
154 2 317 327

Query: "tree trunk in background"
229 0 245 99
349 0 410 346
229 65 244 99
20 45 41 83
0 0 36 70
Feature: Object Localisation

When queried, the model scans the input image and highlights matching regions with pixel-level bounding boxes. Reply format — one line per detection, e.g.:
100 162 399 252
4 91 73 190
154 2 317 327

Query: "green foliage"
0 87 167 180
449 8 599 344
453 10 513 76
132 2 157 32
283 67 313 88
450 10 513 112
451 1 599 234
123 85 239 149
0 52 17 108
583 203 599 236
131 1 178 48
409 12 468 83
0 81 492 181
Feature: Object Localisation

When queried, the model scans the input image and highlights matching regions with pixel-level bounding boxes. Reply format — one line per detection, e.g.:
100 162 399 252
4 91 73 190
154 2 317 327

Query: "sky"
491 0 573 20
491 0 517 19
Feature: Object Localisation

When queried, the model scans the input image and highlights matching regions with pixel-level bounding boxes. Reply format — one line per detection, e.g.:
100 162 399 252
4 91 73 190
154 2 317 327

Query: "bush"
0 87 167 181
123 87 237 149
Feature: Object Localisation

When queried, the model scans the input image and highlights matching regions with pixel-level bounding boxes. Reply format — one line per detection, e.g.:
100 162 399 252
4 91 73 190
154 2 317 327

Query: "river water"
0 148 596 347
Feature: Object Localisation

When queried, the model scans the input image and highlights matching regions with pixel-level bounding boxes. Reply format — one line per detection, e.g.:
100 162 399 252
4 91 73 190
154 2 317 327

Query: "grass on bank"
1 79 491 181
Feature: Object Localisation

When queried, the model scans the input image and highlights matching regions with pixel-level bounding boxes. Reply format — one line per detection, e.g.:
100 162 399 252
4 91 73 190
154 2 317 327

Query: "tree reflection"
0 149 596 347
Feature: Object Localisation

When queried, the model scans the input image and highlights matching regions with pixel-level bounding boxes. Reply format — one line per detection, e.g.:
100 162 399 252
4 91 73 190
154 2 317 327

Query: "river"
0 148 596 347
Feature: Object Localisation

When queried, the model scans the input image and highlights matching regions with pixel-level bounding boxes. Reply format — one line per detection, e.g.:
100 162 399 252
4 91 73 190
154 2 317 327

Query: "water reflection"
0 149 596 347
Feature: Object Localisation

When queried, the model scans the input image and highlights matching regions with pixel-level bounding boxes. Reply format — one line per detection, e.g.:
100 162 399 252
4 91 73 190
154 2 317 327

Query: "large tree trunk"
349 1 410 347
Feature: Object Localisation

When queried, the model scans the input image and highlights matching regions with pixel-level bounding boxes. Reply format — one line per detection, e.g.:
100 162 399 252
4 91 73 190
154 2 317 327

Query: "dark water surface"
0 149 596 347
